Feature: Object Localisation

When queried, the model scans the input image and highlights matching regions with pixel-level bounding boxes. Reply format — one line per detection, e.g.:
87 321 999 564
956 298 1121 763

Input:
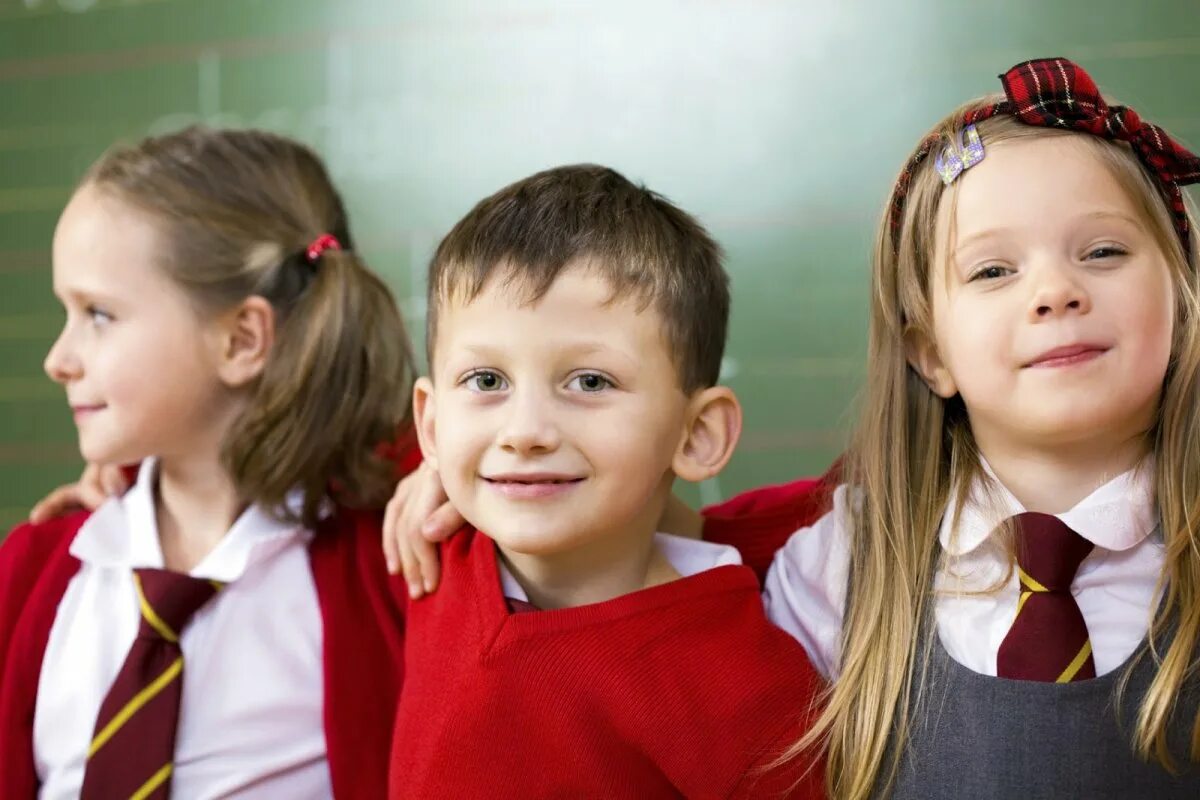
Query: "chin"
483 523 581 557
78 439 140 469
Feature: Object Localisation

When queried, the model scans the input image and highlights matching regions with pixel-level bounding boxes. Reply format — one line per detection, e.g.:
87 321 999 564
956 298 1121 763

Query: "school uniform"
703 461 1200 797
0 459 408 799
390 526 825 799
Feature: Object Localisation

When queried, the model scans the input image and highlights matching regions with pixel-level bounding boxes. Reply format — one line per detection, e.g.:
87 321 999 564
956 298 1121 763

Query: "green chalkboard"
1 0 1198 526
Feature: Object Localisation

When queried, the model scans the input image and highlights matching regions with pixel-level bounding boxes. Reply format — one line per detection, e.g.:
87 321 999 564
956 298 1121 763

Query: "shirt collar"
939 456 1156 557
71 458 313 582
499 533 742 602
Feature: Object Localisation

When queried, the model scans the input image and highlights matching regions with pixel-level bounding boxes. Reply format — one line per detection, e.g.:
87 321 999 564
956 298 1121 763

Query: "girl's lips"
70 404 106 419
1024 344 1109 368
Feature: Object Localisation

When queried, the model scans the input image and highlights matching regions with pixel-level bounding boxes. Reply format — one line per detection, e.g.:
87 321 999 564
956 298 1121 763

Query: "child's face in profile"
917 135 1174 459
45 183 234 466
416 265 691 560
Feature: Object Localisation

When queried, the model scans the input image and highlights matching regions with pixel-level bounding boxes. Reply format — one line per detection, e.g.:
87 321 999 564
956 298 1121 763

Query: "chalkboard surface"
1 0 1197 527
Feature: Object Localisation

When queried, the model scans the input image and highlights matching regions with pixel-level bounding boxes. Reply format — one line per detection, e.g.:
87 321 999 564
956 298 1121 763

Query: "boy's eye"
464 370 507 392
568 373 612 392
968 264 1011 282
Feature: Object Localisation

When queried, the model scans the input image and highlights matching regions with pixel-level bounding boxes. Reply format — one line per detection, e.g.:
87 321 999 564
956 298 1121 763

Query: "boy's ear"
412 377 438 471
673 386 742 483
215 295 275 388
904 328 958 398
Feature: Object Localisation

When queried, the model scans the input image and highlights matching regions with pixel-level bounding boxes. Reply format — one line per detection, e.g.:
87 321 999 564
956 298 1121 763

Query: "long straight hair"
787 99 1200 799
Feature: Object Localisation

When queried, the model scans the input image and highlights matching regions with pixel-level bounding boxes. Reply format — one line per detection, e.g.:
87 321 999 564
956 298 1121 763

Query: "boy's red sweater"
390 527 825 799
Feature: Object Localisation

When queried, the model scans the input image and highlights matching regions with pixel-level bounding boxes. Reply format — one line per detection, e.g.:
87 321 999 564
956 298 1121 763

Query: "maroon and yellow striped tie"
80 568 221 800
996 512 1096 683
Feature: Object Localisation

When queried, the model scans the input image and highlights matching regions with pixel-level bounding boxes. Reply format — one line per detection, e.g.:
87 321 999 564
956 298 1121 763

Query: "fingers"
28 479 108 523
29 484 85 523
399 534 440 599
383 474 415 575
97 464 130 498
384 462 457 598
421 502 466 543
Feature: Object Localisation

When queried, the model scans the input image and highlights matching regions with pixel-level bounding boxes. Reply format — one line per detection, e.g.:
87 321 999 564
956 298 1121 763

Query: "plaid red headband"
889 57 1200 254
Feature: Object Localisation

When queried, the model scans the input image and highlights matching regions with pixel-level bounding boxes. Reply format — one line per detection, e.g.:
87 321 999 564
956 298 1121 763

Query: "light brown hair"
426 164 728 392
84 126 413 527
790 98 1200 798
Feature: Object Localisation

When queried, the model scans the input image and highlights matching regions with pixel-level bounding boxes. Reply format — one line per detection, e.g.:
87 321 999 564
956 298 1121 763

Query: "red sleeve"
311 508 408 800
0 514 87 799
701 461 842 583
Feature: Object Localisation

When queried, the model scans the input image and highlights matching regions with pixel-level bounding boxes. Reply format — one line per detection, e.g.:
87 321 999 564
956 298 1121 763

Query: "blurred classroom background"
1 0 1197 528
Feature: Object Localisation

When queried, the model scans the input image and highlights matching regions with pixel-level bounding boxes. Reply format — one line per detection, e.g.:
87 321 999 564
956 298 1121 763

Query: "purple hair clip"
934 124 986 185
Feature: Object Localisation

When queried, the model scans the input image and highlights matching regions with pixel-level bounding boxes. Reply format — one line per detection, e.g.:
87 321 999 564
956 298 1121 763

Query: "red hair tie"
305 233 342 263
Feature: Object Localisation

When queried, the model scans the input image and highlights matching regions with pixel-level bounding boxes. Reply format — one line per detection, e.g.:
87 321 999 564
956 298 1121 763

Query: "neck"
975 432 1150 514
154 453 246 573
495 498 680 610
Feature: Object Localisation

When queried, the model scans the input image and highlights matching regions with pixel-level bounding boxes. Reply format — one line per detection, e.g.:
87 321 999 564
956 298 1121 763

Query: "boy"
391 165 823 798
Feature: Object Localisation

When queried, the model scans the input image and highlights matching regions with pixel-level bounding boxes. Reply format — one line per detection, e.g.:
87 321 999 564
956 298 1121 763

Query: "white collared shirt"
499 532 744 602
34 460 332 799
763 462 1162 679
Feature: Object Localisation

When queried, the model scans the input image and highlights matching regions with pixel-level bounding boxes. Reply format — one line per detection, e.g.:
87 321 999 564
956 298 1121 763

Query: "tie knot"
133 567 222 643
1011 512 1093 592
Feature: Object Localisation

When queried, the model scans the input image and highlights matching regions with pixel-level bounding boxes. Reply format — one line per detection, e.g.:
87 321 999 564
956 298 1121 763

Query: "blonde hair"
791 95 1200 798
84 127 414 528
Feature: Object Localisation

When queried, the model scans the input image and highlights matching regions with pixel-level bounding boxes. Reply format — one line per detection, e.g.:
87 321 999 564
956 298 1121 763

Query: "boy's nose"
497 392 561 455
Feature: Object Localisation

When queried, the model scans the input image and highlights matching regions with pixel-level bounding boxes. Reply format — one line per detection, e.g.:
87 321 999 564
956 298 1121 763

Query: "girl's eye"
87 306 114 326
568 373 613 392
464 370 507 392
968 265 1011 282
1085 245 1128 260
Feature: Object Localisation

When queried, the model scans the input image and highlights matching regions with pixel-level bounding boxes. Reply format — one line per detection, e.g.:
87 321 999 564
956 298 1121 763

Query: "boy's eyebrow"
451 339 641 369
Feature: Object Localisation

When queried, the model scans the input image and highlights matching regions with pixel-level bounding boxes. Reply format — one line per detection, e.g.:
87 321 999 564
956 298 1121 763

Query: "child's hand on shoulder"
28 462 129 523
383 461 465 598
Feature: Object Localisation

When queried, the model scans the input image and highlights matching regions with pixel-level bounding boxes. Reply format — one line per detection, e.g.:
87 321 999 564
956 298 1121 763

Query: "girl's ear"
216 296 275 388
412 377 438 471
672 386 742 483
904 328 958 398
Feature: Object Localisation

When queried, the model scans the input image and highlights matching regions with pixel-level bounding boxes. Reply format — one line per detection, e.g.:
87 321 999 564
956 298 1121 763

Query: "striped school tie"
80 568 221 800
996 512 1096 683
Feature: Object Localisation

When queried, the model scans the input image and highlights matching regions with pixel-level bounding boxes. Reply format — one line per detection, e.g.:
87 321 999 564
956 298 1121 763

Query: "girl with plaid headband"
711 57 1200 798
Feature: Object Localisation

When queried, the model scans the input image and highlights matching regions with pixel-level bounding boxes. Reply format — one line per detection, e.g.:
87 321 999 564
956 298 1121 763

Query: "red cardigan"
701 475 837 584
390 528 825 799
0 507 407 800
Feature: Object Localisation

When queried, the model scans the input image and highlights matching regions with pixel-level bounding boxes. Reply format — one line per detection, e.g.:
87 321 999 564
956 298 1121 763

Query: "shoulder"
761 483 856 678
309 505 409 620
0 511 89 578
0 512 89 664
702 472 839 582
309 505 385 566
